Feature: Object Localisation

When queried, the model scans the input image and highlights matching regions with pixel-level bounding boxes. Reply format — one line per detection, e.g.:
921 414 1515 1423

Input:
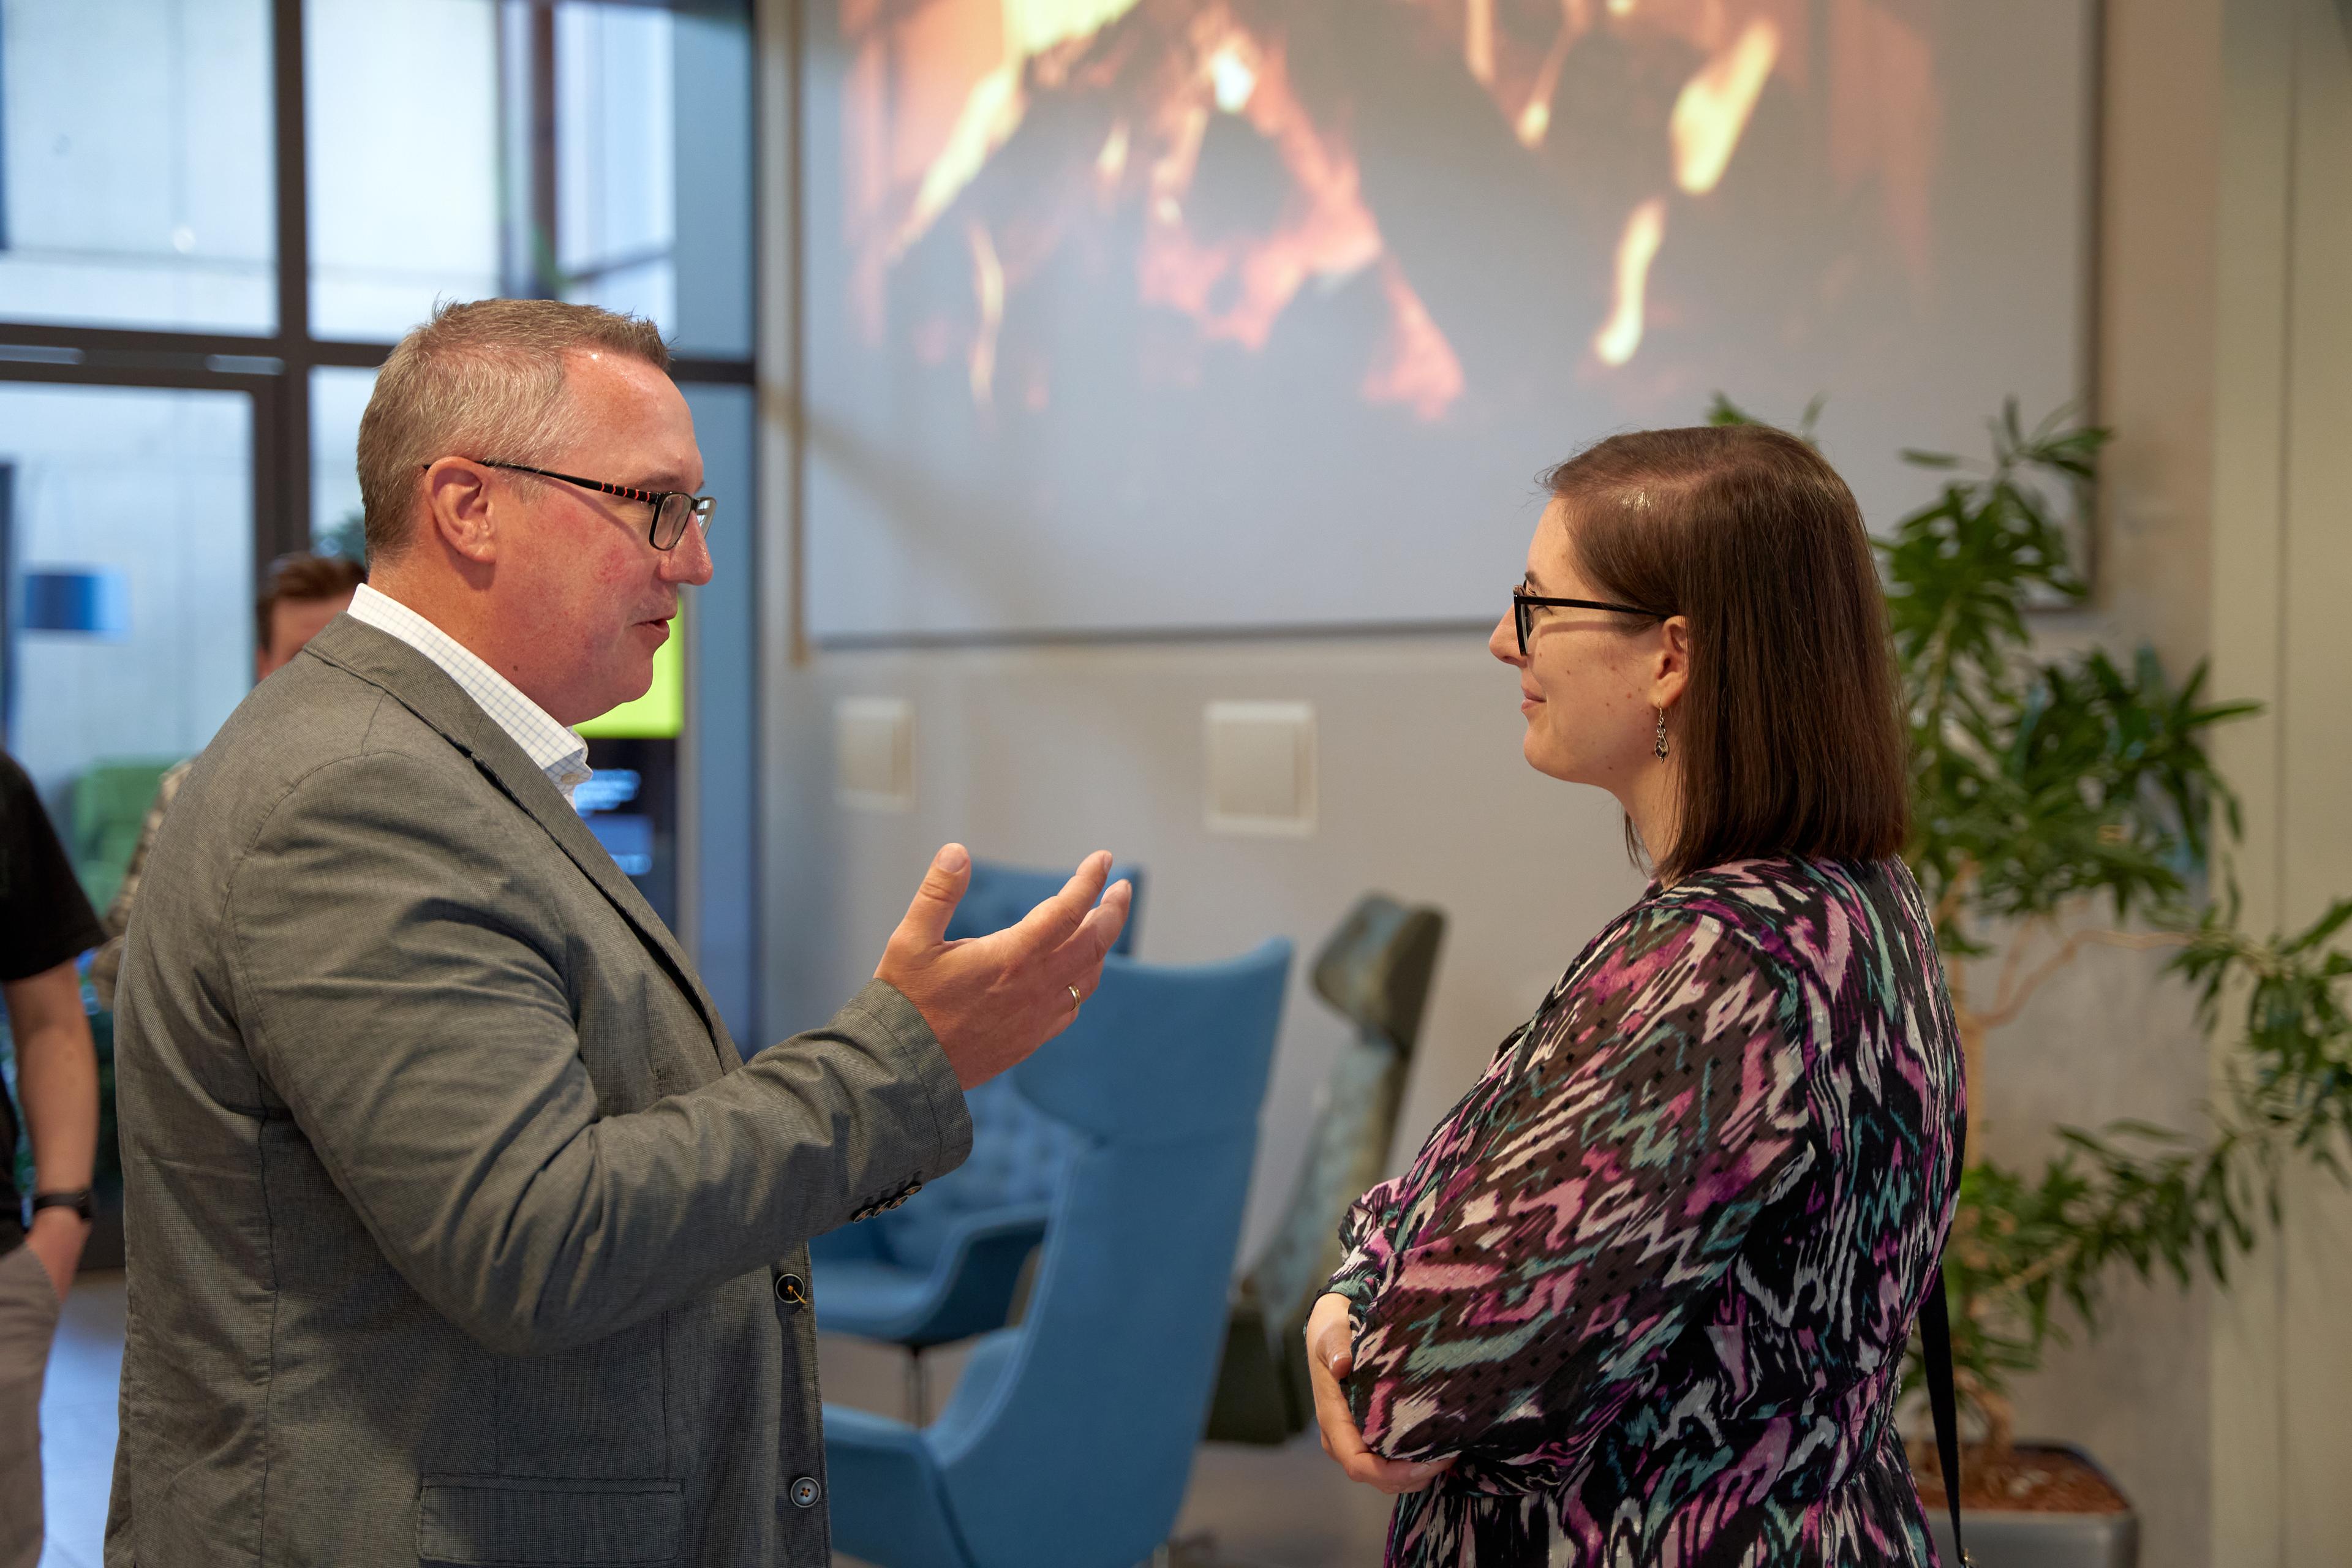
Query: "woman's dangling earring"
1654 706 1670 760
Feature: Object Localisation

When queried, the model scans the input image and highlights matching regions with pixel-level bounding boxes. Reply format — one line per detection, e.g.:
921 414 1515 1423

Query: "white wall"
2208 0 2352 1561
760 631 1652 1264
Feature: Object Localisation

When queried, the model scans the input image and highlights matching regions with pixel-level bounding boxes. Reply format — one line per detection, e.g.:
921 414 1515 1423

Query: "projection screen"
801 0 2095 639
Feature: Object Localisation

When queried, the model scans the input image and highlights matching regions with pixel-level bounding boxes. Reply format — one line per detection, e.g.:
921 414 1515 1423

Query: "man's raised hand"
875 844 1133 1090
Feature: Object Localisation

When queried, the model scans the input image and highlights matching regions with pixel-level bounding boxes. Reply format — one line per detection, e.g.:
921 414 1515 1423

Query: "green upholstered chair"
67 758 182 914
1202 892 1446 1444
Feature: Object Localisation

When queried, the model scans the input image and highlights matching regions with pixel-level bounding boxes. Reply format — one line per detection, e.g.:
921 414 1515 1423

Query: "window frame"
0 0 754 570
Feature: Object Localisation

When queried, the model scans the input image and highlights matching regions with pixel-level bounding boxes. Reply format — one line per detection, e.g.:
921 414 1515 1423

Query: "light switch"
1205 701 1316 836
836 697 914 812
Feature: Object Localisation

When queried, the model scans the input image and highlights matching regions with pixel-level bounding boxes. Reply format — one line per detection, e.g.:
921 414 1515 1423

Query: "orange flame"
839 0 1937 407
1466 0 1496 86
1209 43 1259 112
968 221 1005 407
1670 17 1781 196
1137 31 1387 356
1363 259 1465 420
1096 119 1131 198
888 0 1153 263
1515 20 1581 149
1593 197 1667 366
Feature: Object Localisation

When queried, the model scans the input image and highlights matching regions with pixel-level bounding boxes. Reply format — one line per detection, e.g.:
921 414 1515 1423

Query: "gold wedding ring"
1068 984 1084 1012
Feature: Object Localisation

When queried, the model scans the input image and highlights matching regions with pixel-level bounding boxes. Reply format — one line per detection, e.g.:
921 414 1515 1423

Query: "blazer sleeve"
225 751 972 1356
1341 907 1816 1468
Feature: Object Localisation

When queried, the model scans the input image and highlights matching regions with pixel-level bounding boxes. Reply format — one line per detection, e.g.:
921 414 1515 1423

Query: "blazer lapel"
302 617 733 1068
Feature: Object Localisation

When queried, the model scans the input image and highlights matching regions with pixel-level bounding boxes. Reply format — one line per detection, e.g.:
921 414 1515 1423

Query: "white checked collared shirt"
345 583 595 802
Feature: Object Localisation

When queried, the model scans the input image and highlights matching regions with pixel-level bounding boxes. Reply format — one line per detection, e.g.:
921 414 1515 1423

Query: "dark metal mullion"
0 321 289 360
250 376 289 586
307 339 394 369
0 463 14 739
269 0 313 561
0 360 282 394
531 2 561 297
0 324 744 384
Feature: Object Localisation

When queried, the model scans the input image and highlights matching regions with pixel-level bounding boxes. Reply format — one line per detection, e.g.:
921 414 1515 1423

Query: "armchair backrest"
68 758 181 912
1244 895 1446 1340
872 1078 1078 1270
875 857 1144 1271
941 857 1145 954
924 941 1290 1568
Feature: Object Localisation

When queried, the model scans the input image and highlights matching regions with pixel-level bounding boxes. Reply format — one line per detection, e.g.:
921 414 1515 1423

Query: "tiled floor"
35 1272 1392 1567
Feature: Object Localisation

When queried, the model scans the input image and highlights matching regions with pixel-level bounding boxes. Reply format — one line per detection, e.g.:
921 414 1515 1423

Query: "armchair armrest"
810 1218 885 1266
905 1202 1051 1348
822 1405 971 1568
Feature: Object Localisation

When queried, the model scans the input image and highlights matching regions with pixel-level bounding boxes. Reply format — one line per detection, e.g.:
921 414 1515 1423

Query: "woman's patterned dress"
1327 856 1964 1567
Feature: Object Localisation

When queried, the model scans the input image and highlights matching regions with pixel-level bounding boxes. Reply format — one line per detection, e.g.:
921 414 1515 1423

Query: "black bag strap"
1921 1264 1970 1567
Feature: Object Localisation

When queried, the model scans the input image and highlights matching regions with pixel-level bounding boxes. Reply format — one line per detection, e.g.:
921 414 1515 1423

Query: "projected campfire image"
803 0 2090 637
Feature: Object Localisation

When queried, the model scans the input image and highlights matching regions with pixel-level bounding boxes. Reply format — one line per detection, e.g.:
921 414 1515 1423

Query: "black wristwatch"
30 1188 94 1223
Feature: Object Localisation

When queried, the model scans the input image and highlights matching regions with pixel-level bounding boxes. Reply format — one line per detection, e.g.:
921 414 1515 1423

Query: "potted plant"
1714 396 2352 1566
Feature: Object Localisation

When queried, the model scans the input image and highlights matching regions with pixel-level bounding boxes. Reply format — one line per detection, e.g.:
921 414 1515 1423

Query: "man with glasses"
105 299 1130 1567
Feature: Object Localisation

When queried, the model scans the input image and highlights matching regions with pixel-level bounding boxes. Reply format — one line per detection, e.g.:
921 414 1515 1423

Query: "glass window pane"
0 383 254 800
310 364 375 560
557 4 675 329
304 0 748 353
0 0 276 331
305 0 502 339
664 7 752 360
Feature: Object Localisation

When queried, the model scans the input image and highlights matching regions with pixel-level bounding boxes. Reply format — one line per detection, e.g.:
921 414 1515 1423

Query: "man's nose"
660 520 716 586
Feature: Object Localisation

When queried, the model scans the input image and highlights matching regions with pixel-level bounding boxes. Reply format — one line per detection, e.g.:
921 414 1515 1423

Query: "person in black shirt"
0 749 104 1568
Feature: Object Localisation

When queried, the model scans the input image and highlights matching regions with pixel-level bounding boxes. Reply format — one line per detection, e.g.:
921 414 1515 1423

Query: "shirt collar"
345 584 594 801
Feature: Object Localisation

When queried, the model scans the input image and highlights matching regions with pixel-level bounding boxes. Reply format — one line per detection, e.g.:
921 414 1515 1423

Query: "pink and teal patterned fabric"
1327 856 1964 1566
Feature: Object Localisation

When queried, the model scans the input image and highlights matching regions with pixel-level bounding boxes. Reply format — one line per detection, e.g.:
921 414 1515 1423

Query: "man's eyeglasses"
472 459 717 551
1511 585 1666 655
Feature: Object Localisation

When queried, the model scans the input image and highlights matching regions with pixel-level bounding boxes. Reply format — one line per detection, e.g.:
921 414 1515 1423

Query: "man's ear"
422 459 500 565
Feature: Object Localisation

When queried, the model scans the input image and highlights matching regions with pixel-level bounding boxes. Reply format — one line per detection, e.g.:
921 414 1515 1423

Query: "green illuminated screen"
576 603 684 739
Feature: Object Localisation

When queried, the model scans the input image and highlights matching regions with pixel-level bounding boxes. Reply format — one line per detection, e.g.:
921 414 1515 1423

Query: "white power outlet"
1204 700 1316 837
836 696 914 812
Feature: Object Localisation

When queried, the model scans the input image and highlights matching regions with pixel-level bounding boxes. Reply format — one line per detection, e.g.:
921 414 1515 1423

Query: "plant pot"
1924 1443 2139 1568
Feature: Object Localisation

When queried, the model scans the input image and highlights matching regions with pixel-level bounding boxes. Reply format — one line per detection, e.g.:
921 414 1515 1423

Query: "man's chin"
565 662 657 729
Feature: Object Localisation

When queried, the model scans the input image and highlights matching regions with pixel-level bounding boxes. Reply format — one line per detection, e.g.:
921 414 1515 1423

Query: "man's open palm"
876 844 1133 1090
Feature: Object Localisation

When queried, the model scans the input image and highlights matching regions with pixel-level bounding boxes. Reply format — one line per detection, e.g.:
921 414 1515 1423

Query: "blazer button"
775 1273 808 1310
790 1476 823 1509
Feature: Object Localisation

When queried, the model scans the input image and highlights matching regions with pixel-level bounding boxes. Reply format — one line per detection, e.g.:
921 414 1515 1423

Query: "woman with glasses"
1305 424 1964 1566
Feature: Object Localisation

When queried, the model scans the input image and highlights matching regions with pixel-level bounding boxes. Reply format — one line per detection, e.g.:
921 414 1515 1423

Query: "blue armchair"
824 940 1291 1568
812 858 1144 1417
940 858 1144 952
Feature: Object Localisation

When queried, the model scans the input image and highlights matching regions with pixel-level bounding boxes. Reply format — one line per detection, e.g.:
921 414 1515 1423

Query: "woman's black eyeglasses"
469 459 717 551
1511 585 1666 655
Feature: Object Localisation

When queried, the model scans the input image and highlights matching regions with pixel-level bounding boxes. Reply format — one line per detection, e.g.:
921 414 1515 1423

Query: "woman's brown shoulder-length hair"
1542 423 1909 883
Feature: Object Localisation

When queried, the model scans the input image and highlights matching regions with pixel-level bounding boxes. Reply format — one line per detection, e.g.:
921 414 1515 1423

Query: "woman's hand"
1305 1291 1457 1495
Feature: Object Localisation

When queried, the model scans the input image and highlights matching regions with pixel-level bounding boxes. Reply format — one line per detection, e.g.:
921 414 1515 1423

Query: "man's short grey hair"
356 298 672 564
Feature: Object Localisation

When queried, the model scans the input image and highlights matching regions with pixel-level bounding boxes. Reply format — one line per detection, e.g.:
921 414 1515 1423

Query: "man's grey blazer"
105 616 971 1566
